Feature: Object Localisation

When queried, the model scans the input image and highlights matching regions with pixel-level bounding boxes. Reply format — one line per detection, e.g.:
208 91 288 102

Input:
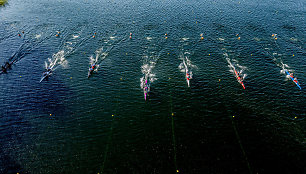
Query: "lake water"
0 0 305 173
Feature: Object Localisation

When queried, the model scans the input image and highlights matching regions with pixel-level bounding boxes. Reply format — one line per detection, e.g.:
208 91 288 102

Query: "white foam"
35 34 41 39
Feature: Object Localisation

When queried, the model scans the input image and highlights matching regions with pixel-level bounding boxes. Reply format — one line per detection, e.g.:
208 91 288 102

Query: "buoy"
209 54 210 55
112 115 114 117
50 114 52 116
129 36 132 39
176 170 179 173
70 77 72 79
21 31 24 34
272 34 274 37
165 33 167 36
120 78 122 80
232 116 235 118
294 116 297 119
18 34 21 37
169 77 171 80
130 32 132 36
200 33 203 37
93 35 95 38
201 37 204 40
126 53 128 55
172 113 174 116
275 37 277 40
167 53 170 55
94 32 96 35
56 34 58 37
165 37 168 39
238 37 241 40
236 34 239 36
251 54 253 56
219 79 221 82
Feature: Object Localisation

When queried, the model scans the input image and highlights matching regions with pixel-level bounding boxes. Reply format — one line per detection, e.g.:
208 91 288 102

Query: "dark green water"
0 0 305 173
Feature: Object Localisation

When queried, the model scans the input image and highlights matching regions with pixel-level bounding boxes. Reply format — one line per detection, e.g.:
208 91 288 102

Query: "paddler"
293 78 298 83
5 61 10 67
91 63 95 69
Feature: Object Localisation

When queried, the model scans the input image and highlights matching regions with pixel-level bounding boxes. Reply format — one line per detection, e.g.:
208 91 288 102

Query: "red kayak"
234 70 245 89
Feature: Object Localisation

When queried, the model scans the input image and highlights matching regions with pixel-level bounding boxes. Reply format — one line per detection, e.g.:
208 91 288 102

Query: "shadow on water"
0 147 27 174
223 99 306 173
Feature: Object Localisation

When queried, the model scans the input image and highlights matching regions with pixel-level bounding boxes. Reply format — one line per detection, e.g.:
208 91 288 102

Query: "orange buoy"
201 37 204 40
238 37 241 40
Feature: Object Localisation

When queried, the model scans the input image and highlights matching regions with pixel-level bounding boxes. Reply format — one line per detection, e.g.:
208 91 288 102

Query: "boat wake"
140 62 155 101
140 39 162 99
224 53 247 89
178 52 196 87
87 34 126 78
88 35 120 70
42 30 91 81
140 62 156 89
1 27 52 74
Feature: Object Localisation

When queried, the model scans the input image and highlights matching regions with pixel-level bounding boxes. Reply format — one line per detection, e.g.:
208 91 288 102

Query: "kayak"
285 70 302 89
40 70 52 83
183 60 191 87
87 64 96 78
88 68 94 78
144 88 148 100
186 73 190 87
143 79 150 100
234 69 245 89
0 61 14 74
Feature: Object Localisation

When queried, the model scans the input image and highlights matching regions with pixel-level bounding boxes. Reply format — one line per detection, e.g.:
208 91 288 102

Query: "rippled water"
0 0 305 173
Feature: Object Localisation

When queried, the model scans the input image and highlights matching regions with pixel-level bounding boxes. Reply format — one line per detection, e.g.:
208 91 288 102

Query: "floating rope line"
100 77 122 173
100 115 114 174
231 116 252 174
169 82 179 173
